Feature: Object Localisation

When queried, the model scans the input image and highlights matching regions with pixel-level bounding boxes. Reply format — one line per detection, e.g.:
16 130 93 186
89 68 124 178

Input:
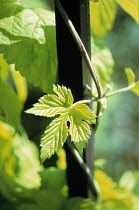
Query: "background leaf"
131 81 139 96
39 167 66 191
0 4 57 93
11 67 28 103
116 0 139 23
62 197 97 210
90 0 117 37
91 36 115 89
0 80 22 129
17 190 64 210
125 68 135 85
125 68 139 96
95 170 134 209
0 54 9 80
0 121 41 201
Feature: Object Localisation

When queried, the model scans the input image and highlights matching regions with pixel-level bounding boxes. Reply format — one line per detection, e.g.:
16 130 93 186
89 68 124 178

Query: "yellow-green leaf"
25 85 73 117
11 67 28 103
26 85 96 161
132 81 139 96
125 68 139 96
116 0 139 23
0 54 9 80
40 113 69 162
90 0 117 37
125 68 135 85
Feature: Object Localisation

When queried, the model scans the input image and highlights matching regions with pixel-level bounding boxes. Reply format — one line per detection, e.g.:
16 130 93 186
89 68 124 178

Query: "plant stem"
67 138 101 202
73 99 95 105
106 83 135 98
55 0 102 101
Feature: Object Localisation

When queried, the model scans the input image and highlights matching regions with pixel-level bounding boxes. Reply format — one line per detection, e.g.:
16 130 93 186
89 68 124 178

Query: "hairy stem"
106 83 135 97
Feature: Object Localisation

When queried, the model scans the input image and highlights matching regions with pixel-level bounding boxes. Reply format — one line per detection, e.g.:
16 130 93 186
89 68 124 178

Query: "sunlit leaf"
26 85 73 117
116 0 139 23
26 85 96 162
0 3 57 93
69 115 90 143
90 0 117 37
53 84 74 106
40 113 69 162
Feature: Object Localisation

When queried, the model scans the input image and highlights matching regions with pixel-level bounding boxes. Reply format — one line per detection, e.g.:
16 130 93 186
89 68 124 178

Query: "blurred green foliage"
95 6 139 180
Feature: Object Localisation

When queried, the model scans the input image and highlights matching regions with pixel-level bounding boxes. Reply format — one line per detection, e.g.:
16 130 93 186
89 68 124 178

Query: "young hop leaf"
125 68 139 96
26 85 96 163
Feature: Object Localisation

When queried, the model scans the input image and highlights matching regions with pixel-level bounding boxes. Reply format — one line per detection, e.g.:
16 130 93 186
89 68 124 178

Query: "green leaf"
39 167 66 191
11 68 28 103
68 103 95 155
0 0 18 17
0 3 57 93
119 170 139 196
26 85 73 117
90 0 117 37
116 0 139 23
40 113 69 162
73 141 87 156
125 68 135 85
91 36 114 88
17 190 64 210
0 121 41 201
0 54 9 80
26 85 96 162
53 85 74 106
125 68 139 96
132 81 139 96
71 103 96 124
63 197 97 210
68 103 95 145
0 80 22 129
